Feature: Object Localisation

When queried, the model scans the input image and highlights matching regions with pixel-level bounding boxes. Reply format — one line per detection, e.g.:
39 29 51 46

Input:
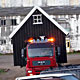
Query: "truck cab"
22 37 58 76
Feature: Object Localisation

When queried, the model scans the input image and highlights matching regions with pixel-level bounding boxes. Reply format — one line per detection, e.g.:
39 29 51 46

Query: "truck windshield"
28 48 53 58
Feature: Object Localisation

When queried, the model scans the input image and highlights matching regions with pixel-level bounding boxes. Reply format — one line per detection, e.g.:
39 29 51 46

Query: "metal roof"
0 7 33 16
16 73 72 80
0 6 80 16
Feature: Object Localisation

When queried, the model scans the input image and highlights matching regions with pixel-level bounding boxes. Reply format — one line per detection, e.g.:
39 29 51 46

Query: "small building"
9 6 68 66
1 6 80 53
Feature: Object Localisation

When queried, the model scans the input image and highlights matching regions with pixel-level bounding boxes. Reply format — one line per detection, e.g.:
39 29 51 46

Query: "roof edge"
36 6 69 35
9 6 69 38
9 6 37 38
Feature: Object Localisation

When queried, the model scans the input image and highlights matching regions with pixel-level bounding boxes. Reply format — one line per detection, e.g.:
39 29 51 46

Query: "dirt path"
0 55 25 80
0 54 80 80
67 54 80 64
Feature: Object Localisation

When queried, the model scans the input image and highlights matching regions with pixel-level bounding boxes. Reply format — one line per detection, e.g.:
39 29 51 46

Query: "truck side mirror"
21 49 24 58
21 48 27 66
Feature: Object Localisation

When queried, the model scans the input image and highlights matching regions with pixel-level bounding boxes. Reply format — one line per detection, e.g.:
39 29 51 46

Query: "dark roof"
0 7 33 16
43 6 80 15
0 6 80 16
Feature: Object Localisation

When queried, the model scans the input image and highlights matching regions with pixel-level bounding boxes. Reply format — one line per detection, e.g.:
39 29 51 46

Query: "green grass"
0 53 3 56
0 69 6 74
0 53 13 56
0 68 9 74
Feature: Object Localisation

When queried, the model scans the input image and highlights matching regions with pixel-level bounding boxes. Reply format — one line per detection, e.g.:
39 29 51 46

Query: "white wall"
78 15 80 34
0 27 1 37
1 0 70 7
23 0 47 7
47 0 69 6
69 15 80 51
23 0 32 6
0 0 2 7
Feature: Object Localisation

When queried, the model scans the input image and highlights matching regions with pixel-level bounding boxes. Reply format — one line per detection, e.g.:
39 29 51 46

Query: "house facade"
9 6 68 66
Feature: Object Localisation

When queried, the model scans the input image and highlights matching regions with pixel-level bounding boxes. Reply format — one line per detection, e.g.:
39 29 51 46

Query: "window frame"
1 19 6 26
33 14 43 24
11 19 17 25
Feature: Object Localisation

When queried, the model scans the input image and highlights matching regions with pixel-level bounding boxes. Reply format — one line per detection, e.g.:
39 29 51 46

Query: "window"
28 48 53 57
11 19 17 25
67 42 70 47
1 20 6 26
58 22 71 31
76 26 78 33
33 14 42 24
0 40 6 45
0 41 1 45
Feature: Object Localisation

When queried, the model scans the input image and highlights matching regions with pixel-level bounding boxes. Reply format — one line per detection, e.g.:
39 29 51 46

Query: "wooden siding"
12 10 67 66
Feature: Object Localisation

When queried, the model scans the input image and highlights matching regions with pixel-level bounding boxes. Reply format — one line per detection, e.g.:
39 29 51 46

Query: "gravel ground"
0 55 25 80
67 54 80 64
0 54 80 80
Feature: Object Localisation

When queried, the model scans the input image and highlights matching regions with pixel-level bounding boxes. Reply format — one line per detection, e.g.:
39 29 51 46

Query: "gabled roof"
9 6 68 38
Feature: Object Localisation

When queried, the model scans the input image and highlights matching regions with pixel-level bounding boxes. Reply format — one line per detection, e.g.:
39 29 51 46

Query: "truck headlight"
28 70 32 73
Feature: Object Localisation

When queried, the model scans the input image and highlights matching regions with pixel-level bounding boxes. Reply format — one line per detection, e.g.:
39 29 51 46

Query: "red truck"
21 37 58 76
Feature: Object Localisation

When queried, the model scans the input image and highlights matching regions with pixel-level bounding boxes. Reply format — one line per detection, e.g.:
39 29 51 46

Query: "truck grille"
32 60 50 66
